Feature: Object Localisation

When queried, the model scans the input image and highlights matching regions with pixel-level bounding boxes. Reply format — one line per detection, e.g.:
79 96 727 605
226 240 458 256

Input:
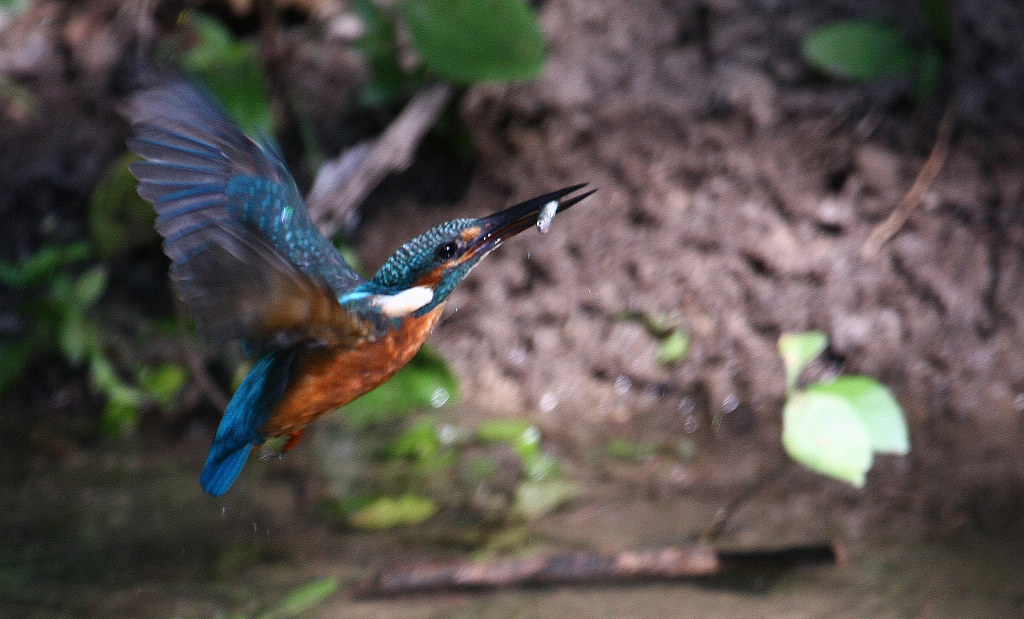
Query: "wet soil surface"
3 0 1024 616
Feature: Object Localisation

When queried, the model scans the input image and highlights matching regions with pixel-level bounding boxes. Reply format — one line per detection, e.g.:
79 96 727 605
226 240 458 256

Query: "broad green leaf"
352 0 411 106
344 346 458 428
521 451 562 482
89 154 156 257
0 0 30 15
807 376 909 455
399 0 546 84
182 14 271 134
514 479 579 519
58 311 92 365
475 418 533 444
137 363 188 408
0 242 90 287
71 266 107 308
89 352 144 408
386 417 456 469
257 577 339 619
100 399 139 437
605 438 659 462
802 21 917 82
778 331 828 392
656 330 690 365
348 494 438 529
782 390 873 487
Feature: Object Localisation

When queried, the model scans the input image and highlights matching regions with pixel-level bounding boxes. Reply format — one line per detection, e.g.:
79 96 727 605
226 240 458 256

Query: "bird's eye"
435 241 459 261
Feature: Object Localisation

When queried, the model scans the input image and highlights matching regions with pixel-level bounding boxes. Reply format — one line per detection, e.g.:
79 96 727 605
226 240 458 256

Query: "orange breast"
261 303 446 437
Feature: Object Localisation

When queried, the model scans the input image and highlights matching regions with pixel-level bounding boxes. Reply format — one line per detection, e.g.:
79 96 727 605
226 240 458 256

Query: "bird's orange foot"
282 429 305 452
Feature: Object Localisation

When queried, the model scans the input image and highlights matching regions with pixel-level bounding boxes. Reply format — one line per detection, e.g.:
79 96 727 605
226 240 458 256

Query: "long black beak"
466 184 595 257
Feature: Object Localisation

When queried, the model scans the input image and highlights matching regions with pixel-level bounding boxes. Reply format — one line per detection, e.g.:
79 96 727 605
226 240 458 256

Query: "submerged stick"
353 542 843 598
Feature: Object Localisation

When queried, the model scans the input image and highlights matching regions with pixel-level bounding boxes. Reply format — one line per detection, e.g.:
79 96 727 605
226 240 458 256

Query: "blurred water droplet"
508 346 528 365
683 414 699 434
722 394 739 413
539 392 559 412
614 375 632 395
677 396 695 415
430 387 450 408
438 423 458 445
1015 393 1024 411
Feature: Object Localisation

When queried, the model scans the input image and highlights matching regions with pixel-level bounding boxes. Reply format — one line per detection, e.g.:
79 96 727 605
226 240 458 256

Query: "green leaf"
182 14 272 134
348 494 438 530
352 0 412 106
386 417 452 467
0 0 30 15
58 311 93 366
344 346 458 428
398 0 546 84
257 577 339 619
782 390 873 487
71 266 107 308
605 438 659 462
778 331 828 392
100 399 140 437
802 20 918 82
0 242 90 288
475 418 533 444
514 479 579 519
806 376 909 455
89 154 156 257
521 451 562 482
656 330 690 365
137 363 188 409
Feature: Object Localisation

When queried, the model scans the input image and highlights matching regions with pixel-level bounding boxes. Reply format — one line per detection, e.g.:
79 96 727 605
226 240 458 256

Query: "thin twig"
353 542 843 598
861 102 957 257
308 83 455 237
702 462 789 541
176 312 229 411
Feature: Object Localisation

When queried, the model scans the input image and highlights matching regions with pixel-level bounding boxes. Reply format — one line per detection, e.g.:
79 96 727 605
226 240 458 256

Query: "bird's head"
354 184 594 320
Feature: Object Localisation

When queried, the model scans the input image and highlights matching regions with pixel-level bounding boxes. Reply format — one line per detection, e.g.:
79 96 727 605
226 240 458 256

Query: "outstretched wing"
126 81 367 348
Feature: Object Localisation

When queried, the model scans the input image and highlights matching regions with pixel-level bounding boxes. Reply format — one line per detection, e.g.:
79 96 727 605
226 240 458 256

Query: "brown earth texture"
3 0 1024 616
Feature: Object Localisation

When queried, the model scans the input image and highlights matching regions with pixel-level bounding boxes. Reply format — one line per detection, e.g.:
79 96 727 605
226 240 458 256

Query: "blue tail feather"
201 443 252 497
200 349 297 496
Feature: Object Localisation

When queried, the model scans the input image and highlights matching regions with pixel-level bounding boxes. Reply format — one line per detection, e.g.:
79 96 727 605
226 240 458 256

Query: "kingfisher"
125 81 593 497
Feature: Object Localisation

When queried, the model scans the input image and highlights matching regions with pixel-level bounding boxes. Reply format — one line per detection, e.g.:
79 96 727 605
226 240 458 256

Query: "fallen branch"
861 101 956 257
308 83 455 237
353 542 844 598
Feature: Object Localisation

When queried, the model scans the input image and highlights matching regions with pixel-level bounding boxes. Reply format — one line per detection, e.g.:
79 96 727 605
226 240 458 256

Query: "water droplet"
539 392 559 412
613 375 632 395
430 387 451 408
522 426 541 446
1015 393 1024 411
508 346 528 365
722 394 739 413
438 423 458 445
677 396 695 415
683 414 699 434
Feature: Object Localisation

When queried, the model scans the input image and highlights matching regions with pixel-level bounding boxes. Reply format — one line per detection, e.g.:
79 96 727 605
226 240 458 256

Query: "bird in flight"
126 81 593 496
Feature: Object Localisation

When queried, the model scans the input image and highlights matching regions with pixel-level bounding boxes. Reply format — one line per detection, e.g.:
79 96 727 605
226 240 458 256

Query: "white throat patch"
371 286 435 318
